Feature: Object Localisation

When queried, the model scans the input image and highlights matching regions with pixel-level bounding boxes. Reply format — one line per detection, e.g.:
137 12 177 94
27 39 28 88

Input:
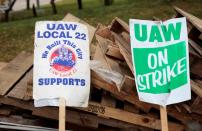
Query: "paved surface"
13 0 61 11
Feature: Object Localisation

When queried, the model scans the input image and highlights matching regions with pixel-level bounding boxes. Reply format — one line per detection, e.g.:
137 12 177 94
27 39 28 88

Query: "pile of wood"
0 7 201 131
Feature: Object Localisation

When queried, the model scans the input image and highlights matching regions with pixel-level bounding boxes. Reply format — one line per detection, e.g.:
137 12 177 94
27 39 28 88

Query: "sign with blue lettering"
33 21 90 107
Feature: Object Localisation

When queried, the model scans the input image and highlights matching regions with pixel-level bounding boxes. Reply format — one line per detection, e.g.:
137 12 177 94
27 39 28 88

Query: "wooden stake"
59 97 66 131
160 106 168 131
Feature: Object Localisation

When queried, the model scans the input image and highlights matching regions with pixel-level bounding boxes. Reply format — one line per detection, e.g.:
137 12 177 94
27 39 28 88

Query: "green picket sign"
130 18 191 106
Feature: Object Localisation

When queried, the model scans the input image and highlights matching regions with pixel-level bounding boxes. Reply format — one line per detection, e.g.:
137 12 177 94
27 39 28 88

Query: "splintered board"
0 52 33 96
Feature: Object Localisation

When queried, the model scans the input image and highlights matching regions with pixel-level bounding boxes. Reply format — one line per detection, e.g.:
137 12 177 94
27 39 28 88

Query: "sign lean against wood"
129 18 191 106
33 21 90 107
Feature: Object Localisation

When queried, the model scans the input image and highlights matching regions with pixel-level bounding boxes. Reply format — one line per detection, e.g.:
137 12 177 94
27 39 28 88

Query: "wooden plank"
80 102 184 130
95 26 133 77
95 34 133 89
7 69 33 100
0 52 33 96
174 6 202 33
160 106 168 131
190 79 202 97
105 45 124 61
63 13 96 43
189 39 202 56
191 96 202 114
59 98 66 131
112 32 134 74
0 97 98 128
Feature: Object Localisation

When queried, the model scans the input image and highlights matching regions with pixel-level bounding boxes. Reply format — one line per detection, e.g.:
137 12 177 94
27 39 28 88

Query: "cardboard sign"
33 21 90 107
129 18 191 106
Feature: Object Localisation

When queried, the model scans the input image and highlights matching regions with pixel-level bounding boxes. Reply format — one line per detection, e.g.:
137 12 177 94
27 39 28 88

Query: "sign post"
160 106 168 131
129 18 191 130
59 98 66 131
33 21 90 131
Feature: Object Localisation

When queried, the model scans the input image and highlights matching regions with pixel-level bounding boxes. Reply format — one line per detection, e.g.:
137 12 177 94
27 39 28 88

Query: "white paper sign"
33 21 90 107
129 18 191 106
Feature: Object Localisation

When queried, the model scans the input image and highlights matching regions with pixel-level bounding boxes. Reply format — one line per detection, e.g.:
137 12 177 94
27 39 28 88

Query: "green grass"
0 0 202 62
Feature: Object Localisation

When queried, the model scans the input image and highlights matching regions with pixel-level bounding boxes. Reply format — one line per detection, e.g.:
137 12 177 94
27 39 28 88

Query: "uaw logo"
50 45 76 71
41 39 83 77
49 44 77 77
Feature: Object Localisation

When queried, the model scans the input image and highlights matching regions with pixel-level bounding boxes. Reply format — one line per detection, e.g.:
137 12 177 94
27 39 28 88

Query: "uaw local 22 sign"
129 18 191 106
33 21 90 107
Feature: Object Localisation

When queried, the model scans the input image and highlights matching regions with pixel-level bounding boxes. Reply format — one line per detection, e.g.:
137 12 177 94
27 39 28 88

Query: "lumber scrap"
189 39 202 57
2 94 153 130
0 52 33 96
191 96 202 114
91 70 153 112
95 35 123 75
112 32 134 74
190 79 202 97
80 102 185 130
7 69 33 100
105 44 124 60
94 34 133 89
62 13 96 43
33 107 99 128
174 7 202 33
109 18 133 74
